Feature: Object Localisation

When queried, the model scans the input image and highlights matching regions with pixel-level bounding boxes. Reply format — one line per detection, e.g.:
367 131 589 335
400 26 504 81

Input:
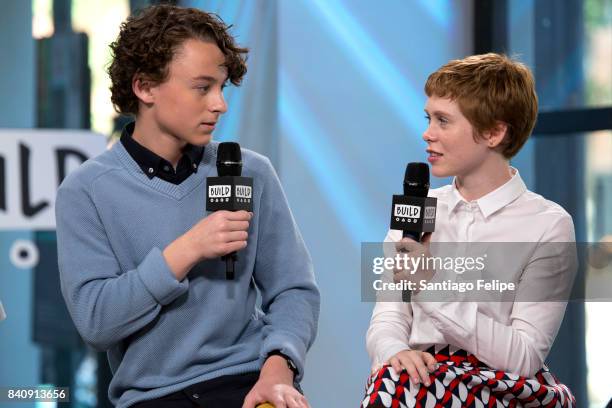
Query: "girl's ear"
483 121 508 148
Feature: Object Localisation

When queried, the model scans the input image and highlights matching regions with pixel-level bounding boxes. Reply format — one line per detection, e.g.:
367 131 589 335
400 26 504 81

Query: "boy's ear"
132 74 155 105
483 121 508 148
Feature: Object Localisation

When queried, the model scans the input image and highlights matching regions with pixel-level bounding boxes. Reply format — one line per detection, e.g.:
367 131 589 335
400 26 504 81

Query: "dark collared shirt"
120 122 204 185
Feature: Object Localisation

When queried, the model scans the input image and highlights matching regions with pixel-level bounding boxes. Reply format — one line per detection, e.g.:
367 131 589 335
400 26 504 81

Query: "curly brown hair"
108 4 248 116
425 53 538 159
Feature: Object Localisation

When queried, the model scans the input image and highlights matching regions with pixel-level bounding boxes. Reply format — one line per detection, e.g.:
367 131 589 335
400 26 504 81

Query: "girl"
363 53 576 407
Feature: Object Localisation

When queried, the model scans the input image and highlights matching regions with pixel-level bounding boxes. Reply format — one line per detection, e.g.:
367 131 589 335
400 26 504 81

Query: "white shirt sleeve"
366 230 413 370
366 298 413 370
417 214 576 377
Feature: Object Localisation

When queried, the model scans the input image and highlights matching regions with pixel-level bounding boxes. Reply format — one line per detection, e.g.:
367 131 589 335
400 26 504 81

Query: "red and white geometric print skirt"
361 346 575 408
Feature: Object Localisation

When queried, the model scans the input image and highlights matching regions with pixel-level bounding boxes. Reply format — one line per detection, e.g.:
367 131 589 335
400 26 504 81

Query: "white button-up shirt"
366 169 576 377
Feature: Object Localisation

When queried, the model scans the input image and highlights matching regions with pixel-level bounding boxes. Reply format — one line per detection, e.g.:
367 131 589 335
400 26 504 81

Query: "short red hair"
425 53 538 159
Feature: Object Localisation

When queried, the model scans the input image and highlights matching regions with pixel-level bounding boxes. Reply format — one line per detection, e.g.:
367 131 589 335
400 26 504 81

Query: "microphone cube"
390 195 437 233
206 176 254 212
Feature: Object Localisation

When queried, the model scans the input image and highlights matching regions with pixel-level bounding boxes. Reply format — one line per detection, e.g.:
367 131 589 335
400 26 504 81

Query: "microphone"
389 162 436 242
402 162 431 242
390 162 437 301
206 142 253 280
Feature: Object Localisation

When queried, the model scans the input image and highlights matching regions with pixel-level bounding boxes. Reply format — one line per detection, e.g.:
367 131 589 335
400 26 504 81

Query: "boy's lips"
426 149 443 156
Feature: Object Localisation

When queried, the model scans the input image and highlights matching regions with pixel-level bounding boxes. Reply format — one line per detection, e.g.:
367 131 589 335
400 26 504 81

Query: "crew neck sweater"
55 140 320 408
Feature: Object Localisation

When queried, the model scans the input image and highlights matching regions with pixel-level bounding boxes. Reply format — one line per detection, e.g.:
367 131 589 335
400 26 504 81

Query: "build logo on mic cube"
390 195 437 232
206 176 254 212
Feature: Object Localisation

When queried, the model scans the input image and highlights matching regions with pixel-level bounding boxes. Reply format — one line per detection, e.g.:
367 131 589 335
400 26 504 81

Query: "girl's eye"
438 117 448 125
424 115 431 123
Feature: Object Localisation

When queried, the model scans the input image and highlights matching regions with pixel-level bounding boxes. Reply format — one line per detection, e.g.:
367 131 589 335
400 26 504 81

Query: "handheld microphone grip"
223 253 236 280
402 229 422 242
218 143 241 280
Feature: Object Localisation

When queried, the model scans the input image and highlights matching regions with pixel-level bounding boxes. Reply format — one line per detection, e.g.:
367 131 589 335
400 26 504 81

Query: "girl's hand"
384 349 437 387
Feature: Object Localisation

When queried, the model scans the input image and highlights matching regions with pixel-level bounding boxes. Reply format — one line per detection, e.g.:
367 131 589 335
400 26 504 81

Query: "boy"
56 5 319 408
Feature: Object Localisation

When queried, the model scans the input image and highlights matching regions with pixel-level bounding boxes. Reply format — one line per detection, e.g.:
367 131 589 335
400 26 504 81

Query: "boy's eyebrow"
192 75 217 82
191 73 229 83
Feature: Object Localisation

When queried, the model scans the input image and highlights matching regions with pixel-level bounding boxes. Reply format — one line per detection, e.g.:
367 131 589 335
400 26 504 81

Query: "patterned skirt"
361 346 575 408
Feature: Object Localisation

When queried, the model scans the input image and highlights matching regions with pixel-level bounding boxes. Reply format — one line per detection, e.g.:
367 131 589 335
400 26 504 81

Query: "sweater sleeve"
55 176 189 351
252 158 320 382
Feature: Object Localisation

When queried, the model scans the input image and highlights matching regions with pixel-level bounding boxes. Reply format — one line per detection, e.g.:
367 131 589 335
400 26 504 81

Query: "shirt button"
147 167 154 174
163 165 170 172
192 393 200 399
193 163 197 169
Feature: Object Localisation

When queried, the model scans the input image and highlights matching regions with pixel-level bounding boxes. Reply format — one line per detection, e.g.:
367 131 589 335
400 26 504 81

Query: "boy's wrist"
178 231 201 265
261 355 295 385
163 234 198 280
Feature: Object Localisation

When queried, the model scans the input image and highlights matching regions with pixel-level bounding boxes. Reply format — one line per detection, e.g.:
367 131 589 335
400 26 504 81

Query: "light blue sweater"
55 140 320 408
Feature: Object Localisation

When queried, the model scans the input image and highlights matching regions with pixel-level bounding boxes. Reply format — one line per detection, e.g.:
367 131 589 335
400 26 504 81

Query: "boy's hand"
164 210 252 280
187 210 252 259
242 356 310 408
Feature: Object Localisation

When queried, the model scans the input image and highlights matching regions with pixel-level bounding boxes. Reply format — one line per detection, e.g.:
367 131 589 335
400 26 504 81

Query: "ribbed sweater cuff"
137 247 189 305
260 331 307 383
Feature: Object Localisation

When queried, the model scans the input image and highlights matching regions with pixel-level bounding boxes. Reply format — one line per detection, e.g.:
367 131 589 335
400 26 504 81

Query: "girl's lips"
427 152 443 163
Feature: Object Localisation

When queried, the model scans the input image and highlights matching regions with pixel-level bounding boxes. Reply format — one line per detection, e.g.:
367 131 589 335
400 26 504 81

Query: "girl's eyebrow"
425 108 452 117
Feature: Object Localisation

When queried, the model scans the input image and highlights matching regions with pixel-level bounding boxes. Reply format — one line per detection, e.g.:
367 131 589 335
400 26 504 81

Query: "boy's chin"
188 133 212 146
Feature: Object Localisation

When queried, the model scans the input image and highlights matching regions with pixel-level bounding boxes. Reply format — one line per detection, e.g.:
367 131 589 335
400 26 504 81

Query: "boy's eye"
438 116 448 125
197 86 210 93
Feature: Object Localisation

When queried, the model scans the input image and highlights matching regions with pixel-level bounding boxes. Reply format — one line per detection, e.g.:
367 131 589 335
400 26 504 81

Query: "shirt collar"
120 122 204 178
448 167 527 218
